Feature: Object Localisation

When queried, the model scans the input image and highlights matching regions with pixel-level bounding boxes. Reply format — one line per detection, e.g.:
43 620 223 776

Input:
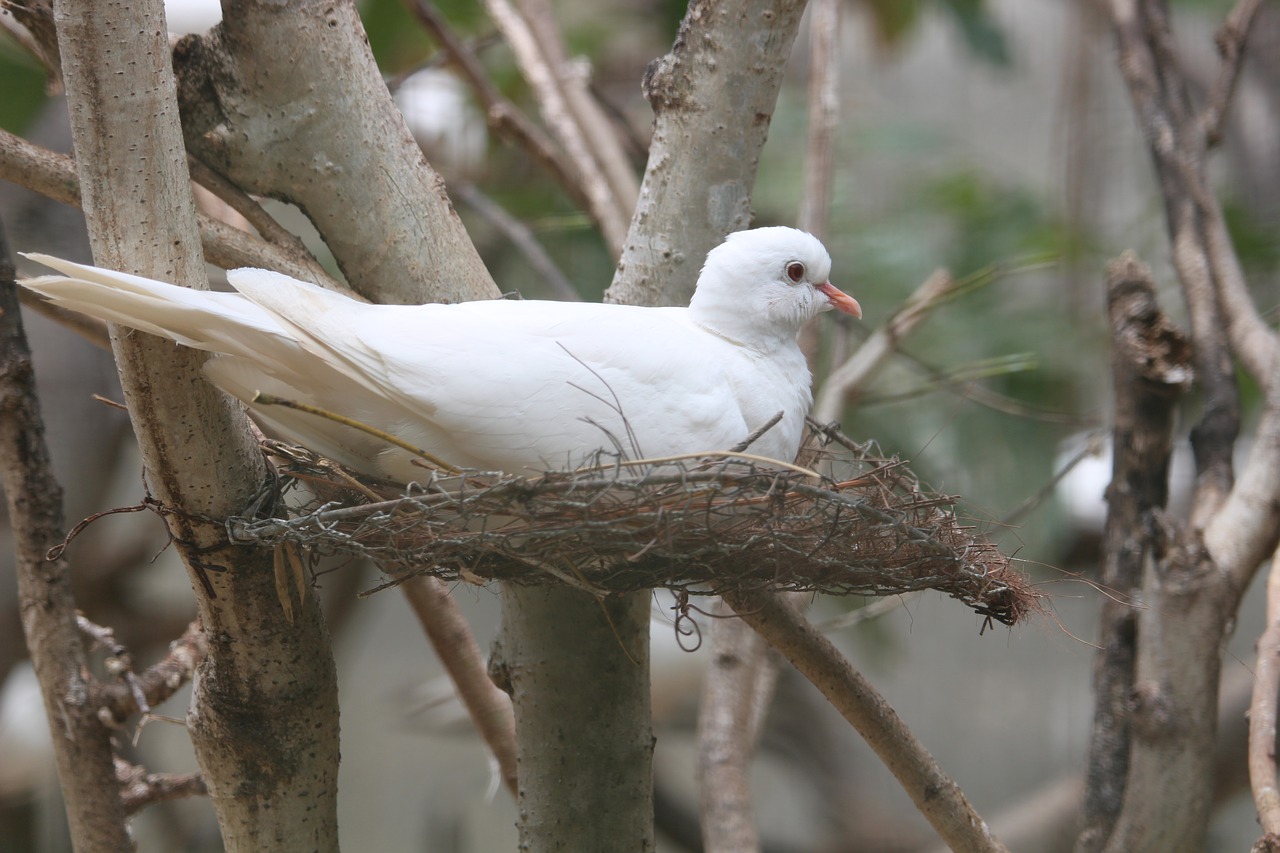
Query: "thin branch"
1203 329 1280 582
797 0 839 238
185 157 338 288
1201 0 1264 145
98 619 207 722
1251 548 1280 837
723 590 1008 853
402 0 593 216
513 0 637 217
400 576 518 796
115 758 208 816
482 0 629 254
0 128 350 291
449 180 581 300
812 268 954 424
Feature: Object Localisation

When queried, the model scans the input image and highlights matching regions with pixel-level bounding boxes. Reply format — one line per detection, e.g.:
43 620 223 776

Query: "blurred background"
1 0 1278 849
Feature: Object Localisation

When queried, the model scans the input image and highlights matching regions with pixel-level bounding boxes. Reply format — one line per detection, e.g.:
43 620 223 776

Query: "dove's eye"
786 262 806 283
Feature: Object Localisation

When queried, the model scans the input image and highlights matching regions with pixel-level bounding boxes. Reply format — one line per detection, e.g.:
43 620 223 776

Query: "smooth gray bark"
54 1 341 849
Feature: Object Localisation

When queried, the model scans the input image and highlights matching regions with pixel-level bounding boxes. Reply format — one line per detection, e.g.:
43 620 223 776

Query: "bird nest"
227 424 1038 626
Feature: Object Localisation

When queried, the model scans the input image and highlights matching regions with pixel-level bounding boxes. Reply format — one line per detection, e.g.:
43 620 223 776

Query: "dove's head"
689 227 861 349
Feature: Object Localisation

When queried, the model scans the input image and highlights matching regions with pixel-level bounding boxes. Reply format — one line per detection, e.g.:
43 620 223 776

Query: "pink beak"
817 282 862 318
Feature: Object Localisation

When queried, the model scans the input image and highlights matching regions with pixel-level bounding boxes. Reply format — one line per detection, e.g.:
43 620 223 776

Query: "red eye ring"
786 261 805 283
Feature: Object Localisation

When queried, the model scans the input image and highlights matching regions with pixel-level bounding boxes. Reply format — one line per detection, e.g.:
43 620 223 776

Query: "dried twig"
722 590 1009 853
229 429 1035 625
1252 549 1280 837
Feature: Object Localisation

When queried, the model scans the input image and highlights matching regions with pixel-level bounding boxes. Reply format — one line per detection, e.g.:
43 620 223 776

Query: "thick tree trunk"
53 1 341 849
499 584 654 852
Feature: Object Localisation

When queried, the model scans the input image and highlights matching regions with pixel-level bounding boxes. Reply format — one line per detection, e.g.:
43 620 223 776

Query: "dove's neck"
688 276 803 355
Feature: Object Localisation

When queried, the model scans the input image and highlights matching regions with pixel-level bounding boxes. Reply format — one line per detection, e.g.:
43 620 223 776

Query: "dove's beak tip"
818 282 862 319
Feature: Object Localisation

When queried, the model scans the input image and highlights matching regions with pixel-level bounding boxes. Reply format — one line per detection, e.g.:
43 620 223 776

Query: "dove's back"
21 256 807 481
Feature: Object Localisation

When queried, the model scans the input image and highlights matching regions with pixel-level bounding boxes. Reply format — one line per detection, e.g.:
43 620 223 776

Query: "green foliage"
1223 197 1280 276
861 0 1010 66
0 50 47 133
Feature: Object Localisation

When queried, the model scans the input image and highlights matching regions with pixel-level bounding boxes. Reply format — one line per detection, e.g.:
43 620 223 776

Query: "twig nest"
228 426 1038 626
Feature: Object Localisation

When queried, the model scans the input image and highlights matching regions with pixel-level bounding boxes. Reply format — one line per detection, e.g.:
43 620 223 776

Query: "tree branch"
403 0 596 218
695 598 780 852
498 585 655 851
724 590 1008 853
604 0 809 308
1109 0 1245 525
482 0 630 254
54 1 342 849
0 221 132 851
811 268 954 424
797 0 839 238
401 576 518 796
0 127 349 289
173 0 497 304
115 759 208 816
1077 253 1192 851
1252 548 1280 838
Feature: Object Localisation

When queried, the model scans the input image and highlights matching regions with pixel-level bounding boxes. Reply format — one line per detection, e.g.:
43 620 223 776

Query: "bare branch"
400 576 518 796
1077 253 1192 851
185 157 339 289
1203 336 1280 581
403 0 595 217
1109 0 1242 524
98 619 207 723
449 180 581 301
0 219 132 851
1201 0 1264 145
115 758 208 816
797 0 839 238
812 268 954 424
1251 549 1280 837
513 0 638 219
482 0 630 254
696 598 778 852
723 590 1008 853
0 128 349 289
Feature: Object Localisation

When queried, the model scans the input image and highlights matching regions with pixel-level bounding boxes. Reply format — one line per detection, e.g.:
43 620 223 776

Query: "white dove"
21 227 860 483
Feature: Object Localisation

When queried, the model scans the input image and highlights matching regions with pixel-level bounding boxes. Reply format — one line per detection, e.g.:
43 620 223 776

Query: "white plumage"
21 227 860 483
